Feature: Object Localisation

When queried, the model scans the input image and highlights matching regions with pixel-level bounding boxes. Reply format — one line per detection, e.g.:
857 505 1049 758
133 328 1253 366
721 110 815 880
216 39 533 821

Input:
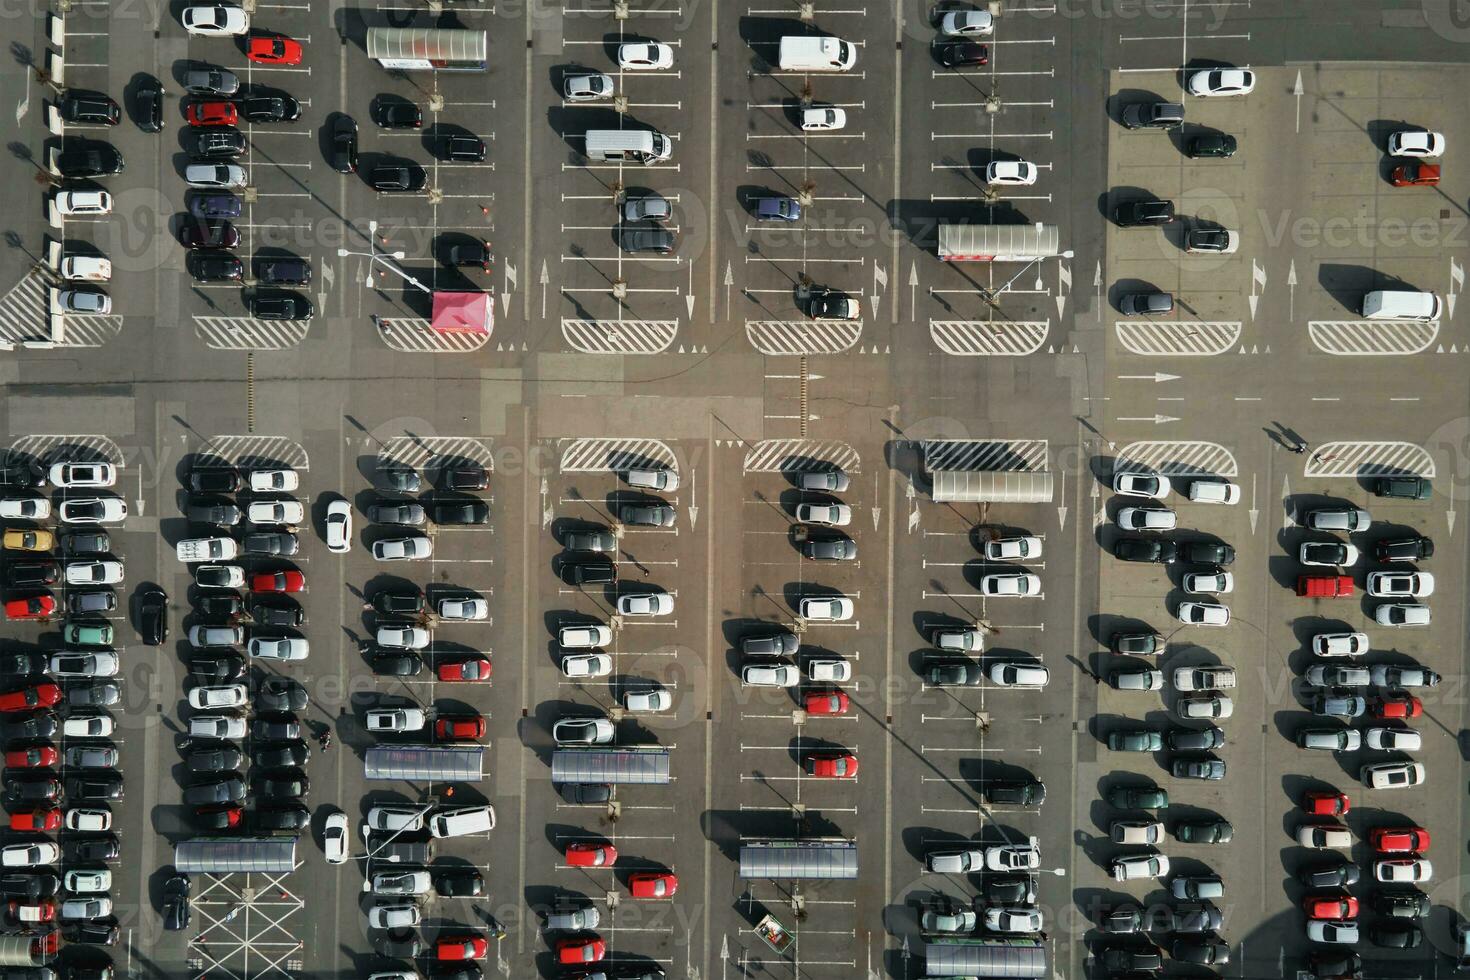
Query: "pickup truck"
1298 574 1353 598
176 537 239 563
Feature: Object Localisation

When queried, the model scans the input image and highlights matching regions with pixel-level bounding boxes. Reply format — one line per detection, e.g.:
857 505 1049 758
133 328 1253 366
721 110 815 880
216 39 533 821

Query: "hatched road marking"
377 317 491 354
193 316 310 352
560 438 678 474
922 439 1049 473
1304 441 1435 479
195 435 310 471
1307 319 1439 356
7 435 124 467
562 318 678 355
1115 320 1241 356
745 320 862 356
929 319 1049 356
743 440 861 474
0 270 122 348
1115 441 1240 478
379 436 496 472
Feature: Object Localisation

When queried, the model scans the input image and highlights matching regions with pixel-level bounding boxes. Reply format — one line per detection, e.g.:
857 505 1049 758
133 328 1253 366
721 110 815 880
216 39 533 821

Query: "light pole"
337 247 431 295
986 247 1075 300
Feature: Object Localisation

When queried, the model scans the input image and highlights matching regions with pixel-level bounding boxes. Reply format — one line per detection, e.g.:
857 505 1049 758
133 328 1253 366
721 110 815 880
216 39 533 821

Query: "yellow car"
3 529 55 552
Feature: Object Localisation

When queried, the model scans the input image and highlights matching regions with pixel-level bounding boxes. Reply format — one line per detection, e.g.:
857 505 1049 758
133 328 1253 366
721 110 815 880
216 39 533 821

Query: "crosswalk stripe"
922 439 1048 473
193 316 310 352
742 439 861 474
1307 320 1438 356
379 436 496 472
1304 441 1435 479
559 438 678 474
377 317 491 354
1115 320 1240 356
561 318 678 354
929 320 1048 356
6 435 124 467
744 320 862 356
196 436 310 471
1115 441 1239 478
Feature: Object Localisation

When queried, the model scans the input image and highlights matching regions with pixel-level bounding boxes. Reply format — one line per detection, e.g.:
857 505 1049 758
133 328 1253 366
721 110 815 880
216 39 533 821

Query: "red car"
6 900 54 924
10 808 60 832
804 691 849 715
0 685 60 714
434 715 486 741
565 842 617 867
435 935 488 961
5 746 57 769
187 101 239 127
556 938 605 965
4 595 55 620
1391 162 1440 187
246 34 303 65
251 570 304 593
1303 895 1358 920
1302 790 1349 817
1371 827 1430 853
438 656 491 682
628 872 678 899
805 753 858 778
1372 694 1423 720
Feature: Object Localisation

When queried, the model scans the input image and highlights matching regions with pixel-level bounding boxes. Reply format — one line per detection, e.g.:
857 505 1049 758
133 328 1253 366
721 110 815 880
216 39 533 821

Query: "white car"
49 463 116 488
564 72 615 101
800 107 846 131
249 637 309 661
1307 920 1359 945
1366 571 1434 598
63 870 111 895
1299 542 1360 567
189 714 246 738
1 843 59 867
373 536 432 561
366 806 425 834
624 688 672 712
1187 68 1255 97
1117 506 1175 531
1296 823 1352 849
618 591 673 617
250 469 298 492
984 161 1038 186
64 716 113 738
63 808 111 832
1187 479 1240 503
799 596 853 621
49 652 119 677
561 654 612 678
807 659 851 682
55 190 112 216
980 573 1041 597
984 907 1043 933
559 624 612 649
377 626 429 651
365 870 432 896
927 849 983 874
248 501 304 525
988 661 1050 688
1362 761 1426 790
366 707 427 733
1176 602 1229 627
368 904 421 930
1376 603 1431 627
795 502 851 526
1182 571 1233 595
941 10 994 35
1184 230 1242 255
181 3 249 34
437 597 488 621
1111 819 1164 844
1113 472 1171 499
184 163 246 188
984 535 1041 561
935 628 983 652
1177 693 1233 719
617 42 674 70
59 497 127 524
553 717 615 745
984 843 1040 872
323 811 349 864
188 685 247 710
0 498 49 519
742 662 800 687
1365 727 1421 751
325 499 353 553
1173 666 1236 691
1312 632 1368 657
1375 858 1432 883
65 560 123 585
1111 852 1170 881
60 256 111 282
1388 130 1445 158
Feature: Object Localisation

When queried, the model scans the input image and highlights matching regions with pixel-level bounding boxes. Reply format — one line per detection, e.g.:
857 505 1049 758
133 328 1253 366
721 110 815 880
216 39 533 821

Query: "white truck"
777 35 857 72
176 537 239 563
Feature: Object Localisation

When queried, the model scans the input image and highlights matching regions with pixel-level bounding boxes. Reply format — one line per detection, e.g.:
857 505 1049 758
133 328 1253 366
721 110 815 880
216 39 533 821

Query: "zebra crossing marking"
922 439 1048 473
378 436 495 473
194 316 310 352
1304 441 1435 479
562 318 678 355
929 320 1048 356
742 440 861 475
1115 441 1239 478
559 438 677 474
377 317 491 354
1307 320 1438 356
1115 320 1240 356
744 320 862 356
195 435 310 471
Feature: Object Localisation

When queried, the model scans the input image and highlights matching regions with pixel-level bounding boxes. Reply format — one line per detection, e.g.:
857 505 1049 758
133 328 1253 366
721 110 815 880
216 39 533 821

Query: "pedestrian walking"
1290 442 1307 455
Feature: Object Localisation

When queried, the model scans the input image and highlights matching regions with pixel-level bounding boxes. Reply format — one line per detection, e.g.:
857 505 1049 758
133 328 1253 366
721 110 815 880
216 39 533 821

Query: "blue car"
188 192 241 219
755 195 801 222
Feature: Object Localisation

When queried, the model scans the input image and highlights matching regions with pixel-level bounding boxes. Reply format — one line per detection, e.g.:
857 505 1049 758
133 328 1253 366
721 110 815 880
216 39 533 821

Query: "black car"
925 658 983 686
251 715 301 741
187 192 240 219
558 782 612 804
1308 951 1361 980
1110 631 1160 656
1099 946 1164 973
138 587 169 646
253 742 309 768
55 146 125 178
67 531 109 556
936 40 987 67
1 713 58 741
193 805 240 831
448 241 492 271
184 776 245 805
137 81 164 132
0 652 43 676
197 598 242 624
984 780 1046 807
366 501 425 525
1114 199 1175 226
186 745 243 774
1171 939 1230 965
441 465 489 491
1174 819 1233 844
7 562 59 587
373 653 423 677
243 532 298 556
64 919 120 945
434 867 485 897
618 223 676 254
193 129 246 158
1370 924 1422 949
329 114 358 173
69 683 121 711
64 836 119 863
3 776 60 804
442 134 487 161
1375 476 1431 500
370 165 426 193
241 96 301 123
254 770 308 800
1113 538 1178 563
66 773 124 801
1187 132 1237 158
803 536 857 561
256 678 307 712
1298 859 1360 888
1301 541 1351 565
187 253 243 283
561 558 616 586
251 292 314 321
189 469 240 493
0 873 59 899
1372 889 1430 918
373 591 426 616
253 804 310 831
1375 534 1434 562
1181 541 1235 565
257 258 311 286
251 599 303 627
983 875 1036 905
68 590 116 616
374 100 423 128
179 220 240 249
62 92 121 126
163 875 190 931
431 501 490 525
1165 726 1225 751
376 930 423 958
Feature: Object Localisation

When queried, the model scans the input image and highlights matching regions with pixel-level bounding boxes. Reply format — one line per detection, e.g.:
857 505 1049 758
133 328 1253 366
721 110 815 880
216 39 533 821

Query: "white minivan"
1362 290 1441 321
428 805 496 839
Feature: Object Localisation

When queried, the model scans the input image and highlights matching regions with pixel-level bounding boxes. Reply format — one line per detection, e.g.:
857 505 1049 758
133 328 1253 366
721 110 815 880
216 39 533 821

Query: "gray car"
64 745 118 768
184 67 239 95
741 631 798 656
623 193 670 222
1120 292 1174 316
619 224 675 254
619 503 675 527
1306 507 1372 532
366 501 426 526
565 528 616 552
803 536 857 561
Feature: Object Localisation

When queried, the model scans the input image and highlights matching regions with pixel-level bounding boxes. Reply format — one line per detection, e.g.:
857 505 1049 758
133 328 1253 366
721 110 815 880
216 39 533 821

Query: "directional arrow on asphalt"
1117 415 1180 424
1248 260 1267 320
1450 257 1463 320
1118 372 1180 382
1287 259 1298 322
1282 473 1294 529
1094 260 1102 319
1448 482 1457 535
539 260 550 318
1293 70 1304 133
1248 474 1259 534
1056 468 1068 530
687 470 699 527
908 262 919 322
686 260 696 319
135 470 145 516
723 261 734 319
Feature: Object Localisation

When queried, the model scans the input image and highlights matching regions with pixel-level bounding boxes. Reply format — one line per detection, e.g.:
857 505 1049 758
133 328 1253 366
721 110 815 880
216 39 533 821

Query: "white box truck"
778 36 857 72
176 537 239 563
584 129 672 165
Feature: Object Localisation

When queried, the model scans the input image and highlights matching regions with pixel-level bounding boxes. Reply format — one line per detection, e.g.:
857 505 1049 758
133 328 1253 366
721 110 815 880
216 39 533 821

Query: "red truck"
1298 575 1353 598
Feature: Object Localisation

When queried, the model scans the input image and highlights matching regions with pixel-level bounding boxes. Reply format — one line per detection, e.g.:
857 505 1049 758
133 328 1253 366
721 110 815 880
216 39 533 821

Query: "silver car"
564 72 614 101
623 193 671 222
1306 507 1371 532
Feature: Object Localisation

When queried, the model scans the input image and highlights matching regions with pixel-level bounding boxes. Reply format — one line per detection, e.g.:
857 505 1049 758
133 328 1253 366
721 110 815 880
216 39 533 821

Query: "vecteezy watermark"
1422 0 1470 42
1254 209 1469 251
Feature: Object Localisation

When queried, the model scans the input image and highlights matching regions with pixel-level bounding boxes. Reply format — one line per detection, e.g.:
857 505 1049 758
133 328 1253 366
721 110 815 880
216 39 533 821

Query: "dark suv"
62 92 121 126
1114 199 1175 226
257 258 311 286
1113 537 1178 563
193 130 246 158
252 292 314 321
370 165 426 193
1375 476 1431 500
1121 100 1183 129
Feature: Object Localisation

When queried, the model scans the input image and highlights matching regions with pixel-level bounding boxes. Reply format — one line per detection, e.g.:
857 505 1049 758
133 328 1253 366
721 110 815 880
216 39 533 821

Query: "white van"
1187 479 1240 505
625 467 678 491
60 255 112 282
428 805 496 839
1361 290 1441 320
778 36 857 72
584 129 672 165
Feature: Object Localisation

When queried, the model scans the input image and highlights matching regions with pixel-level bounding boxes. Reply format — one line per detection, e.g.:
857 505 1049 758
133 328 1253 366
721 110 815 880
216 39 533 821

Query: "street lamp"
986 247 1075 300
337 247 430 294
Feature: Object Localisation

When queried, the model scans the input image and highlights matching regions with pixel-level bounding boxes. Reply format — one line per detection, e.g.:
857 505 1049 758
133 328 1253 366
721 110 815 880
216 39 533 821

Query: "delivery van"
1361 290 1441 320
428 805 496 839
778 36 857 72
584 129 671 165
